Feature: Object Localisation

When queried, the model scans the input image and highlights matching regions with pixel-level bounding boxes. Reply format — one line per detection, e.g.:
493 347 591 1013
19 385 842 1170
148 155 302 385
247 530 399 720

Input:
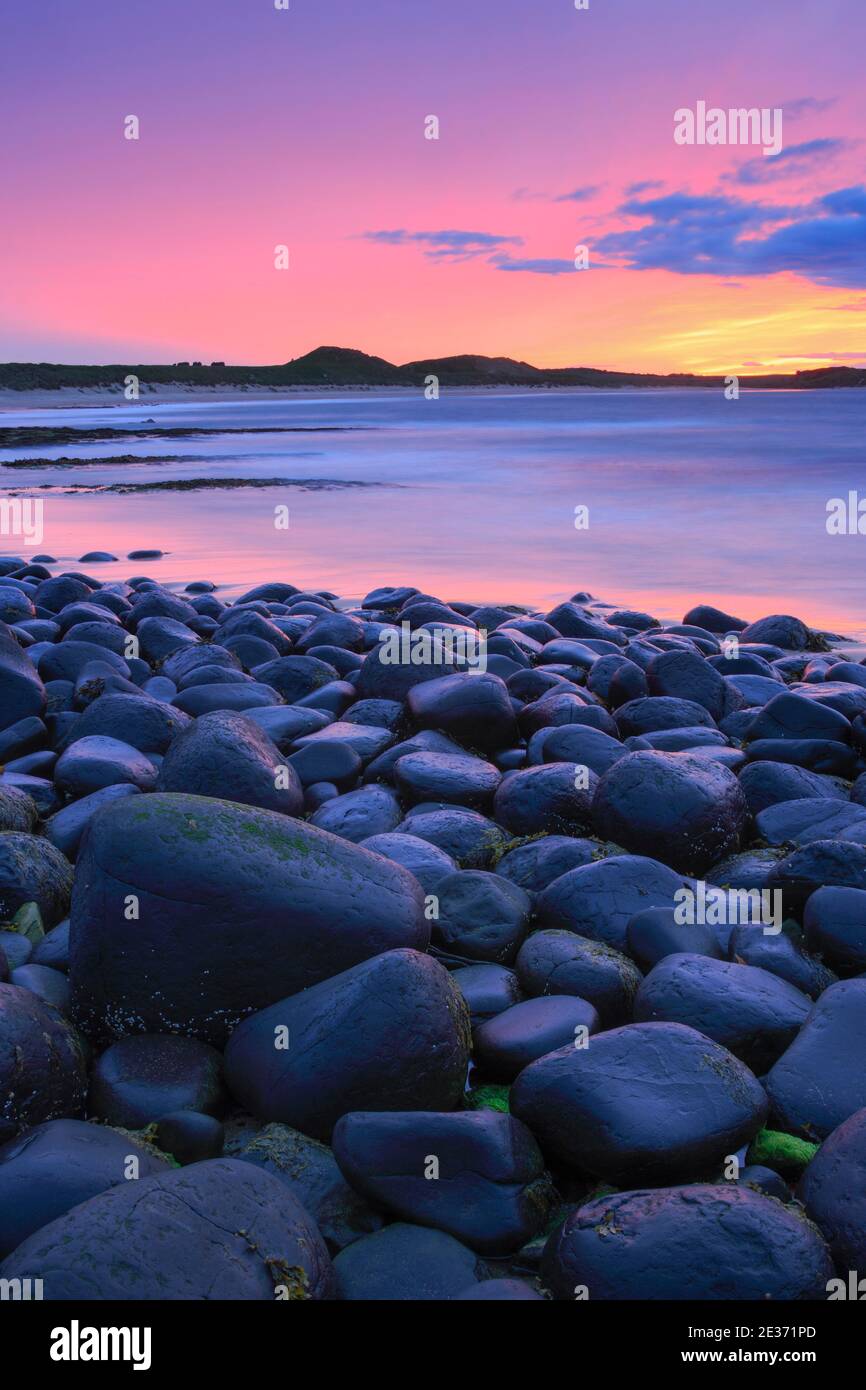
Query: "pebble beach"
1 561 865 1300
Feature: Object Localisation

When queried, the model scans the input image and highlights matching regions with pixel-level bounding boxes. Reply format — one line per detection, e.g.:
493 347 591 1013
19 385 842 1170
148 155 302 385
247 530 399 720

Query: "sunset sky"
2 0 864 372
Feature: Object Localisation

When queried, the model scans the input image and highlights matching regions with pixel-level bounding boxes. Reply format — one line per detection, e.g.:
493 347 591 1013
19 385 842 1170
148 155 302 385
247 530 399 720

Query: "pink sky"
2 0 864 372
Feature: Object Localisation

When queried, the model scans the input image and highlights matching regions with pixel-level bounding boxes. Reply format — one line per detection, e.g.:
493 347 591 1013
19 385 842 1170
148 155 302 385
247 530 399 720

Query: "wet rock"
614 696 716 738
0 625 46 733
233 1121 383 1251
0 786 39 833
767 840 866 918
803 886 866 972
537 853 690 951
89 1034 228 1127
0 1157 335 1300
634 953 812 1071
431 870 532 964
728 924 837 1000
394 751 500 810
0 832 72 926
332 1110 555 1255
0 1118 169 1258
60 691 191 755
55 735 158 798
309 784 402 842
224 949 471 1140
738 761 848 816
408 673 518 754
515 930 641 1026
740 615 812 650
358 831 456 893
154 1111 225 1166
451 962 524 1027
332 1222 484 1300
542 1184 832 1300
593 751 746 875
70 793 427 1044
495 835 597 893
626 905 723 970
45 784 142 861
157 710 303 815
474 995 601 1081
492 763 597 837
799 1107 866 1269
396 804 509 868
646 649 727 720
0 983 87 1142
511 1021 767 1184
766 980 866 1138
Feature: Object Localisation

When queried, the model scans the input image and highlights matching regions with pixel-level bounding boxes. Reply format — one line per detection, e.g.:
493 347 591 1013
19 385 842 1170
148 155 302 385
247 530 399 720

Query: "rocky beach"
1 562 865 1300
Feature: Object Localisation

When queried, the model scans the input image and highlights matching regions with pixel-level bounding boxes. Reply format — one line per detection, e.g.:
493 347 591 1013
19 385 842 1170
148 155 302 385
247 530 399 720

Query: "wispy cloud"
727 138 851 186
512 184 603 204
361 229 523 262
598 186 866 289
554 185 603 203
625 179 664 197
492 254 578 276
784 96 838 121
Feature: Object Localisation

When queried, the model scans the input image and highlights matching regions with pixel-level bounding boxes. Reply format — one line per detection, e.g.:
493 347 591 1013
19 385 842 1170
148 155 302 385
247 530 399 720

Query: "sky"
1 0 865 372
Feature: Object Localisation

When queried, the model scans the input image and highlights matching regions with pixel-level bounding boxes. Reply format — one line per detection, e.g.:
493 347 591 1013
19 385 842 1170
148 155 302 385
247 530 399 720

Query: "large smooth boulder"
803 885 866 972
157 710 303 815
0 626 45 733
0 983 87 1142
432 870 532 964
634 954 812 1072
332 1110 554 1255
224 949 471 1140
515 930 641 1026
765 979 866 1139
0 1118 169 1258
492 763 597 837
542 1185 832 1300
0 1158 335 1299
739 614 811 650
0 832 72 926
88 1034 228 1127
70 794 427 1044
646 649 727 720
798 1107 866 1270
407 674 518 754
332 1221 483 1300
60 691 190 755
592 751 746 875
54 736 158 798
536 854 690 952
510 1021 767 1184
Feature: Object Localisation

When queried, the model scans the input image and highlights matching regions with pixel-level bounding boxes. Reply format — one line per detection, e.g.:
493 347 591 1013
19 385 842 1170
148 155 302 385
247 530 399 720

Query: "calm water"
1 388 864 637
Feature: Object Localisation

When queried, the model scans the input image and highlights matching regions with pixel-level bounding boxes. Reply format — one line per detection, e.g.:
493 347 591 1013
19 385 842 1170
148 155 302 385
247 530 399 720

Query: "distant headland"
1 346 864 393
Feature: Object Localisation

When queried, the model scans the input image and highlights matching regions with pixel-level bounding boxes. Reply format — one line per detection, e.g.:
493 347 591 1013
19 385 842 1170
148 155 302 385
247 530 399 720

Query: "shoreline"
3 382 866 411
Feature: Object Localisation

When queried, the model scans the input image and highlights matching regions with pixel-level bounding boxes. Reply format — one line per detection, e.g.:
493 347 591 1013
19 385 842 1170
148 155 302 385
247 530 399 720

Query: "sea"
1 387 864 639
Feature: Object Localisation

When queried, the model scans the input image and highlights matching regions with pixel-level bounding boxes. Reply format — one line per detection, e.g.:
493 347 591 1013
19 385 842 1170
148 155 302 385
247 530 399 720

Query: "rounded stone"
510 1021 767 1184
542 1184 832 1300
70 793 427 1044
592 751 747 875
224 949 471 1140
0 1158 335 1300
